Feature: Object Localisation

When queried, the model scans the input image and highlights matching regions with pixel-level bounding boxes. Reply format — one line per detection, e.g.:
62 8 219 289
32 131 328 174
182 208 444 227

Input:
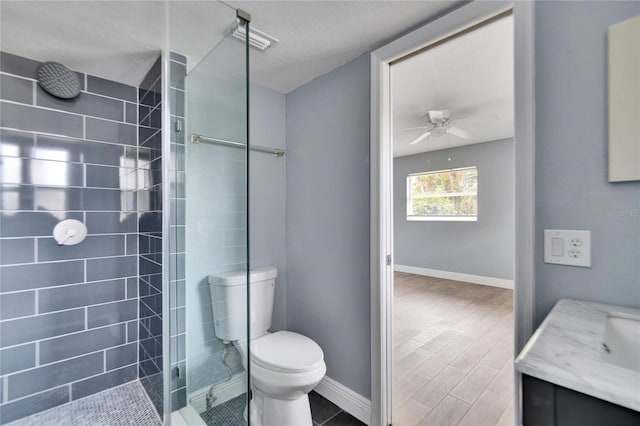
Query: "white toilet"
209 266 326 426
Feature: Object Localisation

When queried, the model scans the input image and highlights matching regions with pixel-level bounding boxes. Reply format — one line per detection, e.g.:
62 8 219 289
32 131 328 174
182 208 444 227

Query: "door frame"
369 1 535 425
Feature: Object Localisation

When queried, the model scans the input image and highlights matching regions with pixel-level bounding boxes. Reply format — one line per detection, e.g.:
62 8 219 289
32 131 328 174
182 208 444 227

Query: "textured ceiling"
0 0 458 93
227 0 457 92
0 1 234 87
392 13 514 157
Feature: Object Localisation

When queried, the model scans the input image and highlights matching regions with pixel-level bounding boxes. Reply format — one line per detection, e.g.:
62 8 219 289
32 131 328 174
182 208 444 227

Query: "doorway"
370 2 535 426
390 11 515 425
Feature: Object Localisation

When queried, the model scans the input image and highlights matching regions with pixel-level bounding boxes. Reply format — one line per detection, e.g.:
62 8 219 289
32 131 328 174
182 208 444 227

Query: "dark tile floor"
199 391 364 426
309 391 365 426
200 394 247 426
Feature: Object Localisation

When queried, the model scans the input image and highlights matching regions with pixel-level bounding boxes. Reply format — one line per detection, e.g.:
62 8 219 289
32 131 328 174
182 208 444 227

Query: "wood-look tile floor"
393 272 514 426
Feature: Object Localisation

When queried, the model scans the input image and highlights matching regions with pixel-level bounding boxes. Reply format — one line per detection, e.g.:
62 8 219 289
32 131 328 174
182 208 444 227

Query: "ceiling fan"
407 110 470 145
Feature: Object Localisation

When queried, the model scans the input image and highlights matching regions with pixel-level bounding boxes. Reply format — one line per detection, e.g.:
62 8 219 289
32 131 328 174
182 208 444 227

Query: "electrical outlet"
569 238 582 247
544 230 591 267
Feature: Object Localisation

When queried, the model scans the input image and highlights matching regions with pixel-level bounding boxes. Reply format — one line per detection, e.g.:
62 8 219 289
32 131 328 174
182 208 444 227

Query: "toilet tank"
208 266 277 342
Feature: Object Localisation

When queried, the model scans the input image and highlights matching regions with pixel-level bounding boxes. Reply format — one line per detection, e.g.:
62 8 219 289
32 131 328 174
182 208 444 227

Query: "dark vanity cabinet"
522 375 640 426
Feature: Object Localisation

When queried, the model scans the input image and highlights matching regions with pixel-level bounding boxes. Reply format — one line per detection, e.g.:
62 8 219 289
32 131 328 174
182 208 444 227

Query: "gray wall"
282 1 640 399
285 54 371 398
534 1 640 323
394 139 514 280
250 84 287 331
0 52 140 424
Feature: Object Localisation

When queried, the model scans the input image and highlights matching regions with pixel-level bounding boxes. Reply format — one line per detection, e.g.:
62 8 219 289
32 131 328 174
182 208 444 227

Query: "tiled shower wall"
135 51 187 415
0 52 139 424
137 57 164 415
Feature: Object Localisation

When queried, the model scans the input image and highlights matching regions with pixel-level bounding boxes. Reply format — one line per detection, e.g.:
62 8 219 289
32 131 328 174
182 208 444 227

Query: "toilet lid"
250 331 324 373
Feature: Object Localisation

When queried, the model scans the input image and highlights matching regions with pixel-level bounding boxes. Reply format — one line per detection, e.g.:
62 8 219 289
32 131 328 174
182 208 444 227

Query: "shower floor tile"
7 380 161 426
199 393 247 426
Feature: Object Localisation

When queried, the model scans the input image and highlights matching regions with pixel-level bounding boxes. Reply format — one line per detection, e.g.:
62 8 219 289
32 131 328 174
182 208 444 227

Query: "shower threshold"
6 380 161 426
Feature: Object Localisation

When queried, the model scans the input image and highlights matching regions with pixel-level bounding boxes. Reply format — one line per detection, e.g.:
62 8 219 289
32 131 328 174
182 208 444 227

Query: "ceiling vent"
232 24 279 51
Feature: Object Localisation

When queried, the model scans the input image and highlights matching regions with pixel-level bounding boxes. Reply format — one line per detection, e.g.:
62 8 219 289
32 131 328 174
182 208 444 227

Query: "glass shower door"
168 18 250 426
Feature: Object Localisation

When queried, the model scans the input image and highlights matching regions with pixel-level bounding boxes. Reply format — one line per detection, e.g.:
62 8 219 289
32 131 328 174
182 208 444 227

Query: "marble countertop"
515 299 640 412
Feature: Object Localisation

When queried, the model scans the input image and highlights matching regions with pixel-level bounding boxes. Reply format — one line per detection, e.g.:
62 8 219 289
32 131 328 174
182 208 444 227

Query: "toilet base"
251 389 312 426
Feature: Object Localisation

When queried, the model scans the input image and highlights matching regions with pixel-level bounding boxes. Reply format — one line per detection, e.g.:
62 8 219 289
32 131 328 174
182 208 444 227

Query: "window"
407 166 478 221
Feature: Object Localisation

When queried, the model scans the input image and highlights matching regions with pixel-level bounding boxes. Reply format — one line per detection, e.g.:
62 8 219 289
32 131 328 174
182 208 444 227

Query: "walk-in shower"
0 1 257 424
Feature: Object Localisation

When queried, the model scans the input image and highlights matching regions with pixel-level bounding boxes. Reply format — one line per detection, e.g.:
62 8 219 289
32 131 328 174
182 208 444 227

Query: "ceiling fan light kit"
428 110 449 123
407 109 471 146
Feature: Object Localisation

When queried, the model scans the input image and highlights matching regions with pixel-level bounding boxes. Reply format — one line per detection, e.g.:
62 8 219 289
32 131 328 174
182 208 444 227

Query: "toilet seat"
251 331 324 374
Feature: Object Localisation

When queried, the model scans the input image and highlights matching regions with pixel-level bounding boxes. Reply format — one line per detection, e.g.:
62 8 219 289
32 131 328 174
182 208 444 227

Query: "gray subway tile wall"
106 343 138 371
87 255 138 281
86 212 137 234
0 102 84 138
137 56 164 416
36 90 125 122
38 324 126 364
87 75 138 103
0 290 35 320
37 235 125 262
88 299 138 328
0 238 34 266
126 102 138 124
8 352 104 400
0 386 69 424
0 51 40 79
38 279 125 313
86 164 125 188
71 365 138 400
128 320 139 343
0 309 86 347
0 344 36 375
36 134 126 165
86 117 137 146
0 260 85 292
0 74 34 104
0 51 143 423
2 158 84 186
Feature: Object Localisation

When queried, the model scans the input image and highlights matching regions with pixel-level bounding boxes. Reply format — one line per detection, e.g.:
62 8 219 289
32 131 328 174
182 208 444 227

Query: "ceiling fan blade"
405 125 432 130
448 126 470 140
409 131 431 145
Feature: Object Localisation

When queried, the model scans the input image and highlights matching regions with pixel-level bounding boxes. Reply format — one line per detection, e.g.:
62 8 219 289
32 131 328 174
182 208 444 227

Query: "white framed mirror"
608 15 640 182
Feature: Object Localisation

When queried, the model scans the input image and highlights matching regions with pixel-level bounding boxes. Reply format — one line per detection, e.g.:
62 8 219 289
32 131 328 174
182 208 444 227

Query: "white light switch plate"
544 229 591 267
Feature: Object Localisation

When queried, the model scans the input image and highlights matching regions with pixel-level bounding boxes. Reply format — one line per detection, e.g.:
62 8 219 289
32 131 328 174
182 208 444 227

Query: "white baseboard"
394 265 514 289
314 376 370 425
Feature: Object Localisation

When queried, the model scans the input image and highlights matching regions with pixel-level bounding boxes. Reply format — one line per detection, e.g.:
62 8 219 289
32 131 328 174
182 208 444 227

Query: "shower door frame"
161 35 173 426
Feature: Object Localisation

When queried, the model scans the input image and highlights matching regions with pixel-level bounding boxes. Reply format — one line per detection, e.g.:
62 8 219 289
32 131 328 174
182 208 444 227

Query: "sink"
601 313 640 371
